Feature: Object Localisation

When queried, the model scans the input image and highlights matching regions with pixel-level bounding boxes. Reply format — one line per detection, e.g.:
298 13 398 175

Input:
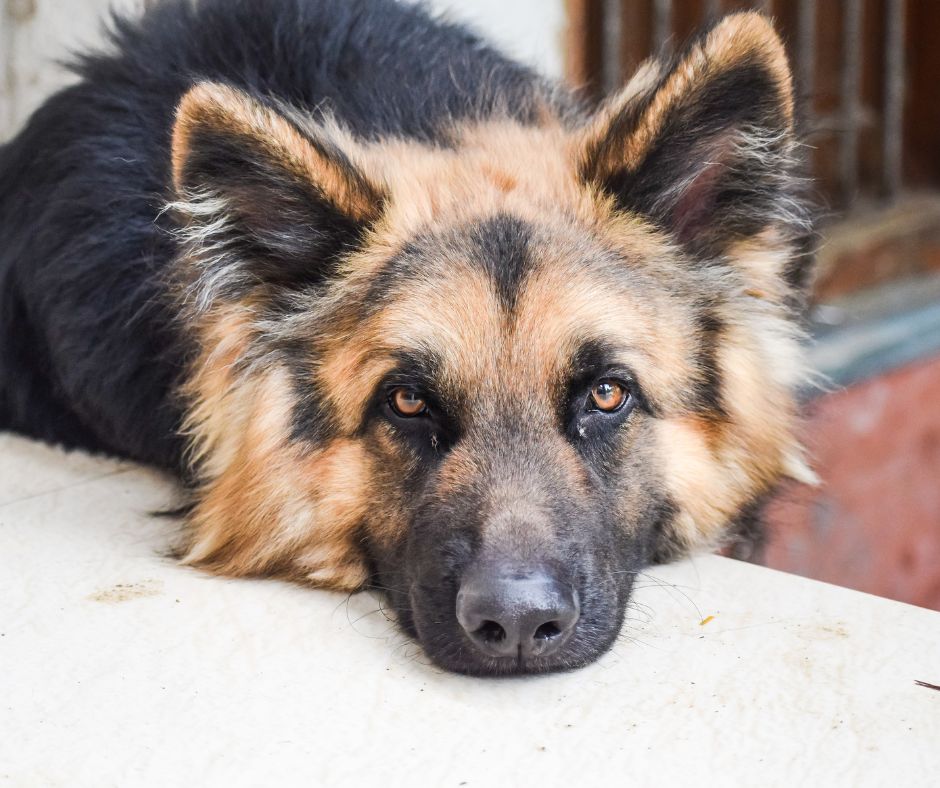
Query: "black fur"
692 308 727 418
0 0 563 468
464 214 532 311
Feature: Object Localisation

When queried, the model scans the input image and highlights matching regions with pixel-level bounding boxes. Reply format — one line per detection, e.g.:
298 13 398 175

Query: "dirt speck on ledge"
88 579 163 603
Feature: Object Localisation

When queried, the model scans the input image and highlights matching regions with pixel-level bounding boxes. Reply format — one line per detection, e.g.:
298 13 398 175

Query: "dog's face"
168 14 813 674
322 217 689 673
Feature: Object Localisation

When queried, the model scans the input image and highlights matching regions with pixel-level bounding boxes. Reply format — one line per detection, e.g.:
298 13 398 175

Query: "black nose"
456 564 580 660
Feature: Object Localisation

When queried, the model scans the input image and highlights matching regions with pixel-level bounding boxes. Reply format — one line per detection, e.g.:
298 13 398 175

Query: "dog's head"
168 14 813 674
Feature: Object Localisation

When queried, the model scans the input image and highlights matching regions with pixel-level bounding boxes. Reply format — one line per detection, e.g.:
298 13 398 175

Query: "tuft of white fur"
164 190 247 316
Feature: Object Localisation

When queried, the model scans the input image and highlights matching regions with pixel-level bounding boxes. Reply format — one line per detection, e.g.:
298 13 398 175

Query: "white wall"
0 0 566 142
0 0 144 141
420 0 565 80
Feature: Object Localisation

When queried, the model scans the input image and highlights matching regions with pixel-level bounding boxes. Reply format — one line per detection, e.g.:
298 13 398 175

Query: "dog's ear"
170 82 384 307
579 13 808 272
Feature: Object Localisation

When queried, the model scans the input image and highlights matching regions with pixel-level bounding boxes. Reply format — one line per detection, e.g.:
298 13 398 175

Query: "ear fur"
579 13 808 268
170 82 385 308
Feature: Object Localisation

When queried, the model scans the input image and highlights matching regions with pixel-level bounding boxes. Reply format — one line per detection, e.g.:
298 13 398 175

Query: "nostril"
533 621 562 641
475 620 506 644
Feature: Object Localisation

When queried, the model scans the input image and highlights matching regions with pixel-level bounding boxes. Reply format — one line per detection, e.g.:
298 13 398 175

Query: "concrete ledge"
1 433 938 785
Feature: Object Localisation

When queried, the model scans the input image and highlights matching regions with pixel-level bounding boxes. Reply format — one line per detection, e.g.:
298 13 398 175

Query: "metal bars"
883 0 906 198
652 0 672 53
576 0 910 212
601 0 623 93
839 0 863 204
796 0 817 102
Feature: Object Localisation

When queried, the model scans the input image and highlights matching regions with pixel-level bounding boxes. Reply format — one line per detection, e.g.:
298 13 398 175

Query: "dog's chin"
419 632 623 677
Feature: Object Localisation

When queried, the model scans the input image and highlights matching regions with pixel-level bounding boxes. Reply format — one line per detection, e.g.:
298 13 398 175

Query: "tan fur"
299 119 607 263
654 266 811 550
725 229 796 305
182 366 372 590
180 304 258 478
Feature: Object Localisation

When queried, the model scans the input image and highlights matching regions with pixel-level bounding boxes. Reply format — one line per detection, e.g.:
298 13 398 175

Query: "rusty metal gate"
565 0 936 215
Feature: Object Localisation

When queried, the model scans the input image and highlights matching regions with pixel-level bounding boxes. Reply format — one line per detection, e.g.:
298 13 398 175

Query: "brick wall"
765 355 940 610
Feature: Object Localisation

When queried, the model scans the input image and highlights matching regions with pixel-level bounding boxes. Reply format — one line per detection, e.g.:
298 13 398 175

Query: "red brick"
764 355 940 610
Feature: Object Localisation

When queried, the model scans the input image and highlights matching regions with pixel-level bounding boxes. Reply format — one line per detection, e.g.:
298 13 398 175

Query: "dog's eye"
589 380 629 413
389 387 427 418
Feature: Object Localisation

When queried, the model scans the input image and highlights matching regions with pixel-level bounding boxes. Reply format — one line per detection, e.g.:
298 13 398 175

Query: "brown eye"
590 380 628 413
389 387 427 418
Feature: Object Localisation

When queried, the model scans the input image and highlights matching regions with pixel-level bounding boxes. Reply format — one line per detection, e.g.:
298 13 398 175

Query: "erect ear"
579 13 808 274
170 82 385 307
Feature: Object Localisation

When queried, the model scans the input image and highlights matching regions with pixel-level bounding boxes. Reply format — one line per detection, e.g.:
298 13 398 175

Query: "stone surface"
1 434 938 786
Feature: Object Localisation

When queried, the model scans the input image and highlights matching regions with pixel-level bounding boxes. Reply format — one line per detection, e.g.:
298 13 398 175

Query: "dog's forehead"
367 215 699 406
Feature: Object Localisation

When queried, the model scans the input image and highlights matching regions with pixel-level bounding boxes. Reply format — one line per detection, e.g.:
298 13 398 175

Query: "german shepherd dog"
0 0 813 674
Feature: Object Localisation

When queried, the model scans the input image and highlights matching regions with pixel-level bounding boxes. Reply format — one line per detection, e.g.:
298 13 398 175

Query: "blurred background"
2 0 938 609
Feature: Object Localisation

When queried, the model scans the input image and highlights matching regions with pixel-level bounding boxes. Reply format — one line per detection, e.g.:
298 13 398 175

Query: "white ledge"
1 433 938 786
